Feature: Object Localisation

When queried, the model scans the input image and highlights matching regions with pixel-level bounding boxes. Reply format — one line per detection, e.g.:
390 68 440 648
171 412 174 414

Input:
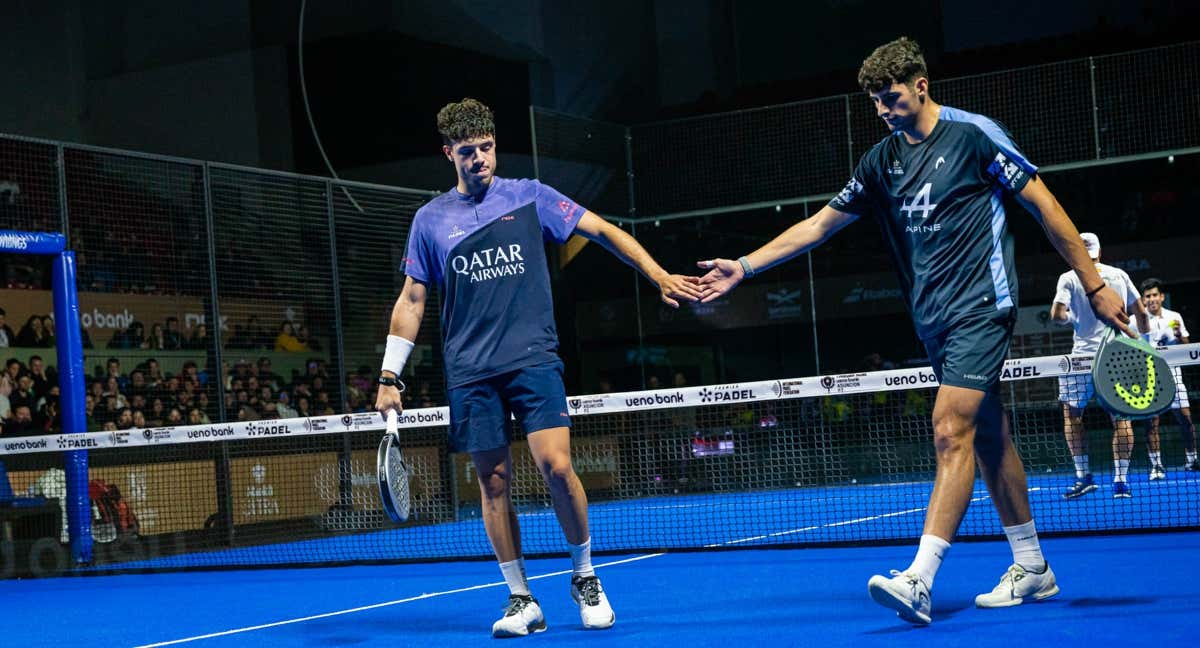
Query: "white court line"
706 487 1044 547
136 553 663 648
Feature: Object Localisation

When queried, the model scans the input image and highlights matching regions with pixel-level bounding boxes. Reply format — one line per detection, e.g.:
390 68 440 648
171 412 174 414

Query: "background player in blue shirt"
375 98 701 638
695 38 1136 625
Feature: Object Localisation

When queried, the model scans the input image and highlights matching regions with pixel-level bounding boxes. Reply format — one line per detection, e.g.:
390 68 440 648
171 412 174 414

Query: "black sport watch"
377 376 406 391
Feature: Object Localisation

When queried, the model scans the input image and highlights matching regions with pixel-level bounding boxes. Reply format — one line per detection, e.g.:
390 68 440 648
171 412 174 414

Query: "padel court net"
1 346 1197 575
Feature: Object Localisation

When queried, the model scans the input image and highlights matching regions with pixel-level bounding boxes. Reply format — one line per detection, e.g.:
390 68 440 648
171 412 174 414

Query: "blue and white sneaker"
1063 473 1097 499
1150 464 1166 481
1113 481 1132 498
868 570 931 625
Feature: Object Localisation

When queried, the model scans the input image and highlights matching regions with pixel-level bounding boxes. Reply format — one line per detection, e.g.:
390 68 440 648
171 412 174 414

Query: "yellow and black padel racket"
1092 327 1174 419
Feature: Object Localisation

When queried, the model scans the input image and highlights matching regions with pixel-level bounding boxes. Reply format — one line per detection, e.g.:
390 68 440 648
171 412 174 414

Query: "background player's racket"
1092 326 1174 419
377 410 411 523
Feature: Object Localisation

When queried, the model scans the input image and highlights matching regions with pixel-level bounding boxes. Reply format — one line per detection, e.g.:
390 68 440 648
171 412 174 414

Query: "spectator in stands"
186 323 210 350
40 315 55 347
163 316 183 350
132 410 146 429
4 358 21 384
294 396 311 418
187 407 210 425
256 357 281 390
5 404 35 435
84 394 96 429
115 407 133 430
145 358 164 386
167 408 183 425
128 369 150 400
148 398 166 426
146 323 167 350
0 373 12 421
106 358 130 393
296 324 321 351
274 321 307 352
107 321 146 350
10 374 36 410
0 307 15 347
15 314 51 347
235 404 257 421
276 391 298 418
28 355 53 398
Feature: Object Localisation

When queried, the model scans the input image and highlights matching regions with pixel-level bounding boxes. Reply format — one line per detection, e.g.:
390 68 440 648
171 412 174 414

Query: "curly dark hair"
857 37 928 93
436 98 495 145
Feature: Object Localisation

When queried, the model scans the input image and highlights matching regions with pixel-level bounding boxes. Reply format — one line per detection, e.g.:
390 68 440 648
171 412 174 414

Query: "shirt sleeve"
1053 273 1073 306
1122 272 1141 311
533 181 586 244
1177 313 1190 339
401 218 433 284
974 120 1037 195
828 156 875 215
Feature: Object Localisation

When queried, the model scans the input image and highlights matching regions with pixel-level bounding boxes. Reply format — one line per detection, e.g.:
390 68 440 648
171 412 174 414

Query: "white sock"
905 534 950 590
499 558 530 596
1149 451 1162 468
568 537 594 578
1114 458 1130 482
1003 520 1046 573
1187 450 1198 465
1073 455 1089 479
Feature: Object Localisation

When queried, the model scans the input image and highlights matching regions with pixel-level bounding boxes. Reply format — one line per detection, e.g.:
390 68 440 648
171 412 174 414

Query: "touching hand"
1089 285 1136 338
657 274 704 308
375 383 404 416
695 258 745 303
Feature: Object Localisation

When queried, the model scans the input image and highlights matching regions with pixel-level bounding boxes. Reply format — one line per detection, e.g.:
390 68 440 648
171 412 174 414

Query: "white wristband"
381 335 415 375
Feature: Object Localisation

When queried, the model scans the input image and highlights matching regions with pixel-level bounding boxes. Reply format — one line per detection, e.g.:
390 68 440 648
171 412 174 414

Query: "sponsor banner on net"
568 396 607 414
54 433 106 450
1161 343 1200 367
244 421 297 437
1 436 52 453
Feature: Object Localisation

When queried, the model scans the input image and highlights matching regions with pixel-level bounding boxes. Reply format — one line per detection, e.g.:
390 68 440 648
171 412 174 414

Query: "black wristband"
1085 284 1105 299
378 376 406 392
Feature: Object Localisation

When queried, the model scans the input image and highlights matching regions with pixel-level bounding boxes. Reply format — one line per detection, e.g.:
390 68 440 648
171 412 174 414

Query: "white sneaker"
570 575 615 629
491 594 546 638
867 570 931 625
1150 464 1166 481
975 563 1059 608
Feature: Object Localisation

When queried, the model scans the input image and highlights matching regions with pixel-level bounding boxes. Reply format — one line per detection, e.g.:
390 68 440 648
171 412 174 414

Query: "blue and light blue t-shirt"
829 106 1037 339
403 177 584 388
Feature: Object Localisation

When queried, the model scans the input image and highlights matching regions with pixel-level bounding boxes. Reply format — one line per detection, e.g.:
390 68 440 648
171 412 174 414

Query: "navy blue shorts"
921 308 1016 393
447 360 572 454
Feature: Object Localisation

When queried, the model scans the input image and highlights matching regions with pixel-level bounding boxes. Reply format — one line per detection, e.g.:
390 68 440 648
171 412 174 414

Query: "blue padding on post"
0 230 66 255
53 251 92 565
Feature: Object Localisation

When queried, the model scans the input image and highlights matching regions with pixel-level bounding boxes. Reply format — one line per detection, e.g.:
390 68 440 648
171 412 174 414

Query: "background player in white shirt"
1051 233 1149 499
1137 277 1198 477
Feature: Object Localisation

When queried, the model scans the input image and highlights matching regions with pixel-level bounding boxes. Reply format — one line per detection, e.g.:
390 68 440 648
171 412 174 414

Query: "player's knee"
932 414 974 454
539 454 575 490
478 467 512 500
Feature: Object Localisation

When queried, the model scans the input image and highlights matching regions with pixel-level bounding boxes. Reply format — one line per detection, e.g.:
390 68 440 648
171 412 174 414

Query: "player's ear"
914 77 929 100
442 144 453 161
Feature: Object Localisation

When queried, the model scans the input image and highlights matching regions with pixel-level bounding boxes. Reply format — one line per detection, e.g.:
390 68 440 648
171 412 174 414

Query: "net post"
52 250 92 565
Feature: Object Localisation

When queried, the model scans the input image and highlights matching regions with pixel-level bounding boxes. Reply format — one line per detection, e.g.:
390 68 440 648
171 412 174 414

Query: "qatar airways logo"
451 244 526 284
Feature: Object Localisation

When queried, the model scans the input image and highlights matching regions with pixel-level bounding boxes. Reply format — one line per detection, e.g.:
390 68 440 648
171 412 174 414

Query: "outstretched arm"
574 211 702 308
375 276 427 414
695 205 859 303
1016 176 1135 338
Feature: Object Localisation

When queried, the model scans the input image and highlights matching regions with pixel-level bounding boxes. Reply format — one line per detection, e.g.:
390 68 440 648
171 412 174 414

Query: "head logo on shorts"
1114 356 1156 410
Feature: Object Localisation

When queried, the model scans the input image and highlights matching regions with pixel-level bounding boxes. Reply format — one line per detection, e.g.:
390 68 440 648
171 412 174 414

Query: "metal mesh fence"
537 41 1200 221
531 109 629 218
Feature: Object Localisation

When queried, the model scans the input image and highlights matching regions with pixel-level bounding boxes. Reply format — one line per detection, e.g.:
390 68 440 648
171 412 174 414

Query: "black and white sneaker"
491 594 546 638
570 575 615 629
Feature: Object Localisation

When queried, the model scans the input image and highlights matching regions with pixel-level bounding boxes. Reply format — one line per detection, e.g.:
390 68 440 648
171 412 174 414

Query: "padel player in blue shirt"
375 98 701 638
696 37 1135 625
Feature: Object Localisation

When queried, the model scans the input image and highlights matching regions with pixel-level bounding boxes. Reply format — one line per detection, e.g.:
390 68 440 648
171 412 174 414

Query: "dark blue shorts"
921 308 1016 393
447 360 572 454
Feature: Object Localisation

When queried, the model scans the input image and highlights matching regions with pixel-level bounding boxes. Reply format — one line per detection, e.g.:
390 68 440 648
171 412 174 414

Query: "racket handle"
385 410 399 436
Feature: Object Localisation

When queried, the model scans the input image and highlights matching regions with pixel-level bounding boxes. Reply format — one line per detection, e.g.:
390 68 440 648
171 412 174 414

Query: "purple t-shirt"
403 177 585 388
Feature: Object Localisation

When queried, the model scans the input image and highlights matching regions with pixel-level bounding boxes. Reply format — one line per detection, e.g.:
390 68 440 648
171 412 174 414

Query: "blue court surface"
3 530 1195 647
